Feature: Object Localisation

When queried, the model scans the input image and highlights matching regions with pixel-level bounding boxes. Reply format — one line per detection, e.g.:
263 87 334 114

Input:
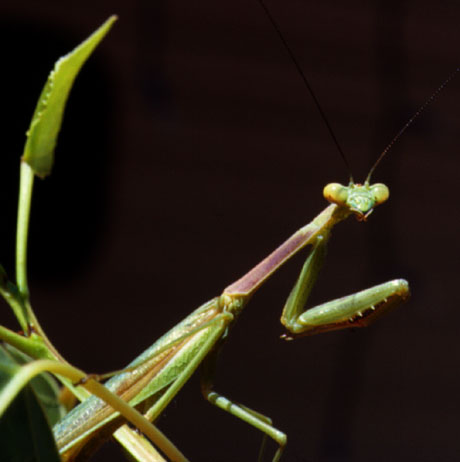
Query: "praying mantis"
0 3 456 462
50 3 422 460
52 178 409 461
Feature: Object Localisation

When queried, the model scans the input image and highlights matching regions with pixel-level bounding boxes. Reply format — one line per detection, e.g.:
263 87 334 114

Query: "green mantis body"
53 180 409 461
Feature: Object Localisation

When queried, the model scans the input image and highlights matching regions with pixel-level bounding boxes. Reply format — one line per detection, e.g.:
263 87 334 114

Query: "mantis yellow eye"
323 183 349 205
370 183 390 205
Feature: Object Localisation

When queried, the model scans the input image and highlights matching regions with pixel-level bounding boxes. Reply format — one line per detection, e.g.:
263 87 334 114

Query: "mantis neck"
224 203 350 298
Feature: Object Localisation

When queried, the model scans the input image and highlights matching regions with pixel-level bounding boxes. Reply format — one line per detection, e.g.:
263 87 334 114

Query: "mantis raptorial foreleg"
280 231 409 337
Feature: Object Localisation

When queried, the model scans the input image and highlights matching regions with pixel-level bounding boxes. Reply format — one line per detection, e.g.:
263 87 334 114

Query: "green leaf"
0 345 61 462
22 15 117 178
3 344 66 426
0 264 7 285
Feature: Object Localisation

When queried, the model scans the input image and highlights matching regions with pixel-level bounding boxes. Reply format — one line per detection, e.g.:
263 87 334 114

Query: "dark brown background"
0 1 459 461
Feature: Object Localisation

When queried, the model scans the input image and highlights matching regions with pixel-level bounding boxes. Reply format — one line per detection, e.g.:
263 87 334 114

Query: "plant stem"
14 161 62 360
16 161 34 301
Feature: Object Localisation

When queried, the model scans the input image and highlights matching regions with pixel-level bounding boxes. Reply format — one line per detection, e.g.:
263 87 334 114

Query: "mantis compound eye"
370 183 390 206
323 183 349 206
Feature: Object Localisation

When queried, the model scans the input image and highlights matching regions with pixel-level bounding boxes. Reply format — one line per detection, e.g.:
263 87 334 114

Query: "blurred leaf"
0 345 61 462
4 344 66 425
23 15 116 177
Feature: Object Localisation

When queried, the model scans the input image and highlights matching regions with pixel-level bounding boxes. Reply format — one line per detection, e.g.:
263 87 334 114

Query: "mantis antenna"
256 0 459 185
256 0 354 182
366 67 460 182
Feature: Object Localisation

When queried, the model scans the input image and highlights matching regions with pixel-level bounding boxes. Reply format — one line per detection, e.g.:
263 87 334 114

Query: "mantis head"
323 182 389 221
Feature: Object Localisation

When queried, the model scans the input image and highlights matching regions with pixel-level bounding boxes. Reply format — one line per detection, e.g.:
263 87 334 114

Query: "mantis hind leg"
201 343 286 462
281 235 410 338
